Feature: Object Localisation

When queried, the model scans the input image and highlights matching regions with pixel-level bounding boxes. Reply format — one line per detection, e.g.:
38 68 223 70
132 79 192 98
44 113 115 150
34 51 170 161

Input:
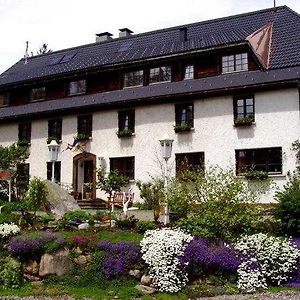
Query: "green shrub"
172 167 268 241
0 257 23 289
24 177 48 214
0 213 19 225
37 213 55 223
0 200 28 213
136 179 164 222
135 220 157 233
115 216 137 229
62 210 91 223
273 171 300 235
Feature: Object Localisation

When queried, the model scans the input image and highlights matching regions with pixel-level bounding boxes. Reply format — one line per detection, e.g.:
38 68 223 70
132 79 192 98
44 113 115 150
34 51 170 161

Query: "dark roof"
0 6 300 87
1 66 299 122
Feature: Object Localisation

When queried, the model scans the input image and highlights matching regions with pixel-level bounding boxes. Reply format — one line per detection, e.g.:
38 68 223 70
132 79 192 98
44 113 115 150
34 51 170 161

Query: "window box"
243 169 269 181
174 123 193 133
116 129 133 138
234 115 255 126
74 133 90 142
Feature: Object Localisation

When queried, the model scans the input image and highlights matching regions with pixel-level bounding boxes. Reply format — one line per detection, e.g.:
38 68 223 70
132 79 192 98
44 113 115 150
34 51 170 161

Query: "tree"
36 43 52 55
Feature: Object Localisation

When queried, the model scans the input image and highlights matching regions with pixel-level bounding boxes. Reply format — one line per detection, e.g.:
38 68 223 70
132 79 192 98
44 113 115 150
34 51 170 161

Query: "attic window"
48 53 77 65
222 53 248 73
118 41 133 52
60 53 77 63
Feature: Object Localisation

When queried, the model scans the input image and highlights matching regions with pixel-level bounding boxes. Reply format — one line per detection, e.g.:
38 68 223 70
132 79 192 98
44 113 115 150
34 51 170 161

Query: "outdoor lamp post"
47 140 60 182
159 135 174 225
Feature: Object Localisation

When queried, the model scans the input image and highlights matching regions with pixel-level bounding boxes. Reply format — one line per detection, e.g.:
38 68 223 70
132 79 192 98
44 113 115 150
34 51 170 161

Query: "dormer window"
0 93 9 107
31 87 46 102
68 79 86 95
222 53 248 73
184 65 194 80
149 67 171 84
123 70 144 88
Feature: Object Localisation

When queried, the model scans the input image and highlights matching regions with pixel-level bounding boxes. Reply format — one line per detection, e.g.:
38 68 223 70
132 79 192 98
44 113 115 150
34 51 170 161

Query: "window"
235 147 282 175
0 94 9 106
184 65 194 80
176 152 204 175
123 70 144 88
118 110 135 132
18 122 31 145
110 157 135 180
78 115 92 138
16 163 30 196
149 66 171 84
234 95 254 123
68 79 86 95
47 161 61 183
48 118 62 142
175 103 194 127
222 53 248 73
30 87 46 102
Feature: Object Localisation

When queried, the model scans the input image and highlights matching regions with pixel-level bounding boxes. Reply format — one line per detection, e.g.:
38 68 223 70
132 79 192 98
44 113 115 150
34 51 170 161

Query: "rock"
85 254 92 262
39 249 71 277
129 269 142 279
74 255 88 266
74 246 83 254
141 274 152 286
23 259 39 275
135 285 156 295
23 273 41 282
78 223 89 230
111 220 116 228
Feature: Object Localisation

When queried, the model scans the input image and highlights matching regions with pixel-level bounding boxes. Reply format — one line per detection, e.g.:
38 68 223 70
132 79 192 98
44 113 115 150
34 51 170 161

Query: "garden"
1 143 300 299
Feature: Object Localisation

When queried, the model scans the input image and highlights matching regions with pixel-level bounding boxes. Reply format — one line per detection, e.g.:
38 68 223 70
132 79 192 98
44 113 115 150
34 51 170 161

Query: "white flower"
0 223 20 238
140 228 193 293
235 233 300 292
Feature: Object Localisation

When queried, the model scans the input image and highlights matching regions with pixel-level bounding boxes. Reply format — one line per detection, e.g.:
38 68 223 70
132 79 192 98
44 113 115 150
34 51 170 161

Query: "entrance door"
73 153 96 200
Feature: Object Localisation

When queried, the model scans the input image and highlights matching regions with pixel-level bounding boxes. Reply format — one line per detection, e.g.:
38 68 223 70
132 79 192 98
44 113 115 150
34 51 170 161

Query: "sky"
0 0 299 74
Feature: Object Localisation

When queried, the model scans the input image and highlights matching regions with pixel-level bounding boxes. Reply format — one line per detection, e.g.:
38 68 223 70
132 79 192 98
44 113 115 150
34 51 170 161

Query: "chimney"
95 32 113 43
119 28 133 38
179 27 188 42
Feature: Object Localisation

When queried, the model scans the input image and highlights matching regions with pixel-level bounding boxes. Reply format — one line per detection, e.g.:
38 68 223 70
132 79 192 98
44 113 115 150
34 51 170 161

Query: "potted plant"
74 133 90 142
116 129 133 138
84 183 94 200
244 169 269 181
234 115 255 126
174 123 193 133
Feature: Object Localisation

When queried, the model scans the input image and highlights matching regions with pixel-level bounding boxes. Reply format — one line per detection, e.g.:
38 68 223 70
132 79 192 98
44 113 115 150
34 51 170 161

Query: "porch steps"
77 198 107 209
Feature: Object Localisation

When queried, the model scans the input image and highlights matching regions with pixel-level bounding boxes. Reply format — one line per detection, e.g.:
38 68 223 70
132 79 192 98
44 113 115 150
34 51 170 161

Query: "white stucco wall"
0 87 299 203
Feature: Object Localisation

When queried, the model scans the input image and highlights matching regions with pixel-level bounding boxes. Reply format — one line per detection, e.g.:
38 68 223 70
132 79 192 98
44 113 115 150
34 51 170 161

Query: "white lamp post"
159 135 174 225
47 140 60 182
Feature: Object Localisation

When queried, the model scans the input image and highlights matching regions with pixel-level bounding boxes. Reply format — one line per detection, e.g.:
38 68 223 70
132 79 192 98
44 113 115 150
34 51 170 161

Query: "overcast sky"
0 0 299 74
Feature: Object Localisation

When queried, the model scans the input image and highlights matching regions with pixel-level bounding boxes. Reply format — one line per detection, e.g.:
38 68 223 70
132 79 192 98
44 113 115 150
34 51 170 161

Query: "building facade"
0 6 299 203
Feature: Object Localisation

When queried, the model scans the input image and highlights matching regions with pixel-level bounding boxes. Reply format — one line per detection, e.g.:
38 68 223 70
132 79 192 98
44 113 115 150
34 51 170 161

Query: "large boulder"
44 181 80 217
39 249 71 277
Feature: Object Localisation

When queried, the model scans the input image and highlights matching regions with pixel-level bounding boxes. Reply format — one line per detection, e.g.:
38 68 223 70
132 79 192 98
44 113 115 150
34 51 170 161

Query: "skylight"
48 53 77 65
118 41 133 52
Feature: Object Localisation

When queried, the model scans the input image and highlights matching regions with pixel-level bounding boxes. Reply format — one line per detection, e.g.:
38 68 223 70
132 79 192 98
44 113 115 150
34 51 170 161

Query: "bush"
0 257 23 289
0 213 19 225
37 213 55 223
273 171 300 235
140 228 193 293
136 179 164 222
62 210 91 223
180 238 240 279
24 177 48 213
136 220 157 233
115 215 137 229
173 167 267 241
234 233 300 292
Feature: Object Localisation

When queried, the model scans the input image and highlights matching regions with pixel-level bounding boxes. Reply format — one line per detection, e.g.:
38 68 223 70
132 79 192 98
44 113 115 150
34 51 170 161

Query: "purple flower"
96 241 141 279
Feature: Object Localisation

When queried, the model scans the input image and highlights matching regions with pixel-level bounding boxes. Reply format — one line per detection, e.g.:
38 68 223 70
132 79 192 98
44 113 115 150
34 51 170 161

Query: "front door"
73 153 96 200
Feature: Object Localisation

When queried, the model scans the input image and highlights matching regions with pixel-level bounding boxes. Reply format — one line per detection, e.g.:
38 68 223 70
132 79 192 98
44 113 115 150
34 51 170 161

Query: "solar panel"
118 41 133 52
48 56 64 65
60 53 77 63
